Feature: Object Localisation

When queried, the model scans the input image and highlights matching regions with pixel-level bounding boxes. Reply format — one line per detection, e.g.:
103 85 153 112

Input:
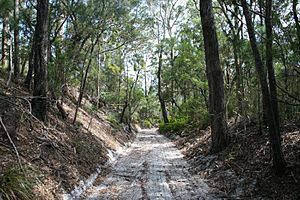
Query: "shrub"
84 103 98 113
192 109 210 130
159 116 188 133
107 113 121 128
142 119 152 128
180 98 210 129
0 165 35 200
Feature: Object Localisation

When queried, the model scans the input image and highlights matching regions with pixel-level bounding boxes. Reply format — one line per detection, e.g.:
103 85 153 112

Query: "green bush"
0 165 35 200
84 103 98 113
142 119 152 128
107 113 121 128
192 109 210 129
180 98 210 129
159 116 188 133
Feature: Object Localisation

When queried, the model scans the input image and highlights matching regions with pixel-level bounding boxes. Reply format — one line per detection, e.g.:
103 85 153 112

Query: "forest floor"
0 71 135 199
82 129 216 200
164 120 300 199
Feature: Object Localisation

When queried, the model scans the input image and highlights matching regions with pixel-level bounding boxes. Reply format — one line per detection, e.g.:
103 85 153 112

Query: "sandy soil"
82 129 217 200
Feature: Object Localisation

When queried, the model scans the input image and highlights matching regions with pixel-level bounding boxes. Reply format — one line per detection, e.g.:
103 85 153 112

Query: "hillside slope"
0 74 134 199
163 121 300 199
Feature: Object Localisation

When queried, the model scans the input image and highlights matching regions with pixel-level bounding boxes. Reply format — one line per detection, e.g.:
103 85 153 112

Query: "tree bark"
265 0 279 129
73 37 100 124
31 0 49 122
241 0 286 174
158 46 169 124
24 39 35 89
7 42 13 86
2 17 8 67
13 0 20 80
120 69 141 124
258 0 268 125
200 0 227 153
293 0 300 47
73 49 93 124
232 4 244 120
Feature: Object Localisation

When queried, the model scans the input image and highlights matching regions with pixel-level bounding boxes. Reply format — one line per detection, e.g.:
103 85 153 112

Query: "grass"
0 165 35 200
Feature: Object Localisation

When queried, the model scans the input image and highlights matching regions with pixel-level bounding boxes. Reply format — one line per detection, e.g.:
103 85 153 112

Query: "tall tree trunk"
20 57 27 75
265 0 279 129
120 69 141 124
241 0 286 174
170 47 175 112
120 62 130 124
200 0 227 153
2 17 8 68
32 0 49 122
233 4 244 120
73 50 93 124
259 0 268 125
13 0 20 80
144 66 147 97
73 37 99 124
7 41 13 86
96 52 101 108
158 46 169 124
24 39 35 89
293 0 300 47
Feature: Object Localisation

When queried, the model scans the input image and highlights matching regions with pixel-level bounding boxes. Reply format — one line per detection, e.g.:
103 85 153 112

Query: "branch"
276 83 300 102
294 68 300 76
50 17 68 44
0 117 22 167
99 40 130 54
192 0 200 11
16 96 32 114
235 2 265 18
278 99 300 106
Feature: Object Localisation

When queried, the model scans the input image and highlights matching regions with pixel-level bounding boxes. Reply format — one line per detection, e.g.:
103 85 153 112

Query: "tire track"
82 129 216 200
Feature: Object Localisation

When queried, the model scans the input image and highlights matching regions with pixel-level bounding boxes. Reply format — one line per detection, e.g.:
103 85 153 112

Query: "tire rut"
81 129 216 200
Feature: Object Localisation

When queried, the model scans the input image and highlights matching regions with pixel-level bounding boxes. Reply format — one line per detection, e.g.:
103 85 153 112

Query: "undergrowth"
0 165 35 200
107 113 121 128
159 116 189 133
159 98 210 133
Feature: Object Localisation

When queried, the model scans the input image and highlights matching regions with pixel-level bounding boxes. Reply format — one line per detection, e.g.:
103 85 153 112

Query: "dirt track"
82 129 216 200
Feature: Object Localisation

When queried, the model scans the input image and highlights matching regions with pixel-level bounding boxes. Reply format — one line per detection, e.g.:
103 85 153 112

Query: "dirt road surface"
82 129 216 200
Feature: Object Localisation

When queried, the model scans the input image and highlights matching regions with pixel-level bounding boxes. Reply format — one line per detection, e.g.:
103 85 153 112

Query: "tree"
13 0 19 80
31 0 49 121
24 39 34 89
158 45 169 123
292 0 300 47
1 16 9 68
240 0 286 174
265 0 279 129
0 0 13 68
218 1 244 121
200 0 227 153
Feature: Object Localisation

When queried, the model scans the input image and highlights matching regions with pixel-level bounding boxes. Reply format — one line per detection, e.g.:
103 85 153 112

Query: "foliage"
142 119 153 128
107 113 121 128
0 0 13 17
159 116 189 133
180 98 210 130
0 0 299 138
0 165 35 200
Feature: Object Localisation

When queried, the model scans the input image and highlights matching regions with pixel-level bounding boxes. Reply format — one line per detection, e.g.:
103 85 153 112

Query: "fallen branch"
0 116 22 167
0 95 32 113
17 96 32 114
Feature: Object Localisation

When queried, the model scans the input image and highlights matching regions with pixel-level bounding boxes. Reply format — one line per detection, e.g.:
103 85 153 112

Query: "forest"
0 0 299 199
